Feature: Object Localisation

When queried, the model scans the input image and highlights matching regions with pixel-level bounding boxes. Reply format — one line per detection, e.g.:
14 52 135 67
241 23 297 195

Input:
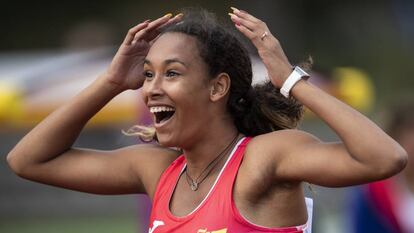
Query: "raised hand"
104 13 182 91
229 7 292 88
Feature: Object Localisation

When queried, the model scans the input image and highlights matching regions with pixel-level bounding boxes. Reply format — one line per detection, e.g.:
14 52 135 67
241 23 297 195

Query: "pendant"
190 182 198 191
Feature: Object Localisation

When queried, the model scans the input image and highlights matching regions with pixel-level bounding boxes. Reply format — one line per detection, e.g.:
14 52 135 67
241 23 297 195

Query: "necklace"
185 133 239 191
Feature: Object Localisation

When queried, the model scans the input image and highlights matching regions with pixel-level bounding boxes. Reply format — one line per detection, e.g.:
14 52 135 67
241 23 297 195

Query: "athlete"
7 8 407 233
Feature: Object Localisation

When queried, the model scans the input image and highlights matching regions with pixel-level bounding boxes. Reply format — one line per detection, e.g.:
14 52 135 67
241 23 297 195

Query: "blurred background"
1 0 413 232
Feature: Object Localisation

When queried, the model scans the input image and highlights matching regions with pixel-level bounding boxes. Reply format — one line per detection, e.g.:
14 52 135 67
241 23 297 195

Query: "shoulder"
113 143 181 197
240 130 320 184
246 129 320 159
118 143 181 174
236 130 317 198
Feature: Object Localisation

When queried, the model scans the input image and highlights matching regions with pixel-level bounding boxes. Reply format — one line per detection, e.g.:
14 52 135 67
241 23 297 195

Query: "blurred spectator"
349 101 414 233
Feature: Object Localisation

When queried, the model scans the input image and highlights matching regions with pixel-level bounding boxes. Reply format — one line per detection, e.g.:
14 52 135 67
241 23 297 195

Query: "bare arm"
279 82 407 186
9 144 179 195
231 8 407 187
7 14 182 196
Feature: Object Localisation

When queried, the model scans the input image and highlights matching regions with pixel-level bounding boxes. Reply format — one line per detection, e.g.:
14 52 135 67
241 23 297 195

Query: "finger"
228 13 255 32
166 13 184 26
147 13 173 30
146 13 183 44
234 23 256 40
133 13 173 43
230 7 261 24
230 7 274 43
145 13 184 42
154 13 184 35
123 21 150 45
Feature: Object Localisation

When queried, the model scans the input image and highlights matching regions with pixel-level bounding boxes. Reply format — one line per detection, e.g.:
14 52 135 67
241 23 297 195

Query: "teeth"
149 106 175 113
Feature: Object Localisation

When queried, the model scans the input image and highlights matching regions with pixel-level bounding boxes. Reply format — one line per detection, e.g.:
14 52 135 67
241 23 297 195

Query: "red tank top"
149 137 309 233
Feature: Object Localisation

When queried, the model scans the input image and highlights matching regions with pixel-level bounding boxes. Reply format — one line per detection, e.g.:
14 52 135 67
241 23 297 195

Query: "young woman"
7 8 407 233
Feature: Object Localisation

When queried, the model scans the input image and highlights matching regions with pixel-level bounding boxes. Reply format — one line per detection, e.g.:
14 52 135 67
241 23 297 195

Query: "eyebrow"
144 58 187 67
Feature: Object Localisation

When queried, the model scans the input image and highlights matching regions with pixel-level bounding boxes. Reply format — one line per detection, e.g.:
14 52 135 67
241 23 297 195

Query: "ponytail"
229 81 304 136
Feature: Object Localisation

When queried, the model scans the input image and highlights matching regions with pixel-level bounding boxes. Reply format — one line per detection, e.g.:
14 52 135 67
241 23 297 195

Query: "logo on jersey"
197 228 227 233
148 220 165 233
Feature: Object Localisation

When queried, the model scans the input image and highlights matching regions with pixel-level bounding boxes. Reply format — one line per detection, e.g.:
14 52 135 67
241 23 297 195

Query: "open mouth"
150 106 176 124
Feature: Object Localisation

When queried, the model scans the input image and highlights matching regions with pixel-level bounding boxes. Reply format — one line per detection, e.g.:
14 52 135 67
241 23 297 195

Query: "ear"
209 73 231 102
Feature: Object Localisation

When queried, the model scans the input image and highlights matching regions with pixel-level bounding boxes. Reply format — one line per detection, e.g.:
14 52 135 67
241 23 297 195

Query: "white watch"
280 66 310 98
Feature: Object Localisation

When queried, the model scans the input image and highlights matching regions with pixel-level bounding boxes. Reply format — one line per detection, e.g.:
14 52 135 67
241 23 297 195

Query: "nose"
141 75 164 102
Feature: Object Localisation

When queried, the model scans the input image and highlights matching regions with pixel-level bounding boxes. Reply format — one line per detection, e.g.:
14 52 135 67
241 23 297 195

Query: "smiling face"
141 32 214 147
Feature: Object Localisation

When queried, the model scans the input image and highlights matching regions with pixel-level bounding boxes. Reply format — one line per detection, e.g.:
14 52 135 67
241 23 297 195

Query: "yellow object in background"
333 67 375 113
0 80 23 126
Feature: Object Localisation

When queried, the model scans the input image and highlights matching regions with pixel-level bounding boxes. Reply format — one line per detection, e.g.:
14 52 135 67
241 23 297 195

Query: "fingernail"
230 7 240 13
176 13 184 18
228 13 236 18
144 19 151 23
164 13 173 18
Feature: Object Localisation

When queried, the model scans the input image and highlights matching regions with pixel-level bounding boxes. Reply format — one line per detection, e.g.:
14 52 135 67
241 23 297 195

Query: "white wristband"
280 66 310 98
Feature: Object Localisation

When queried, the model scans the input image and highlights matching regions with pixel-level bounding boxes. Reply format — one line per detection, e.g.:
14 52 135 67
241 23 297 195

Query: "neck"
183 118 240 178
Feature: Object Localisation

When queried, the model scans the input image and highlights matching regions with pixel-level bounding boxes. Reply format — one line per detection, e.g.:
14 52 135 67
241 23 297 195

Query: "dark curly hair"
158 8 304 137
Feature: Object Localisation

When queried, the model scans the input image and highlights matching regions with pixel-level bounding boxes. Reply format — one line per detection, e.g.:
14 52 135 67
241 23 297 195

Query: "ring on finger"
260 31 268 40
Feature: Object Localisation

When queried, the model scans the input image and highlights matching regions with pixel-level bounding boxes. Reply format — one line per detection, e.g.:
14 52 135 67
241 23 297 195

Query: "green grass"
0 215 139 233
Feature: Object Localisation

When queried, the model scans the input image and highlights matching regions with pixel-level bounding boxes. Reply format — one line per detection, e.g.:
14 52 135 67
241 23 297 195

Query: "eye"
166 70 180 78
144 71 154 79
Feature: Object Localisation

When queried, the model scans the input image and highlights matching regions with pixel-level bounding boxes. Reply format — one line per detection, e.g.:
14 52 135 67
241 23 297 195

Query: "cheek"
182 89 210 111
169 80 209 104
172 85 210 129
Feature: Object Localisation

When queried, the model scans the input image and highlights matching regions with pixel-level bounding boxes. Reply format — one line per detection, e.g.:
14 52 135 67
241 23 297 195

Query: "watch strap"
280 66 310 98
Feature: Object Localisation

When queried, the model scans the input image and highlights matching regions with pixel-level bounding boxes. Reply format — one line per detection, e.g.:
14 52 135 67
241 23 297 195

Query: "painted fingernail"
164 13 173 18
228 13 237 18
230 7 240 13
